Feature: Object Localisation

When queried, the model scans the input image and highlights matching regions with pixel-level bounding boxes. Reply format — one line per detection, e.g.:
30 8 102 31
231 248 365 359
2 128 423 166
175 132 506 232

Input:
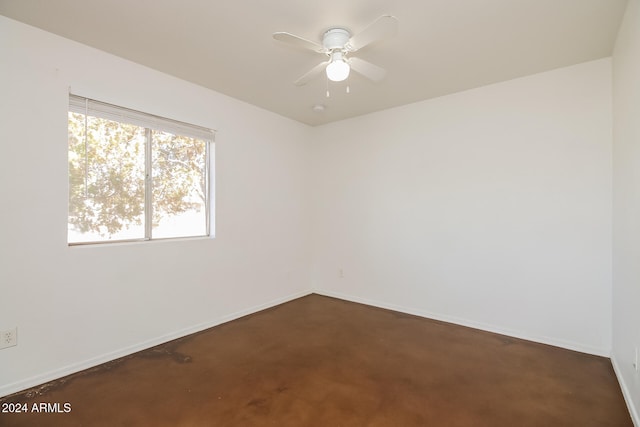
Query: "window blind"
69 94 215 141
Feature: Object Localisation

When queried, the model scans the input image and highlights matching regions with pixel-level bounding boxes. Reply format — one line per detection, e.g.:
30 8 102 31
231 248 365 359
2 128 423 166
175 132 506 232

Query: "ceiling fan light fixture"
326 51 350 82
274 16 397 86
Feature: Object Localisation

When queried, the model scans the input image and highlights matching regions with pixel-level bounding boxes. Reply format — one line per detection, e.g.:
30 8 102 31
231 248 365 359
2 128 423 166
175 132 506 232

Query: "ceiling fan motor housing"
323 28 351 50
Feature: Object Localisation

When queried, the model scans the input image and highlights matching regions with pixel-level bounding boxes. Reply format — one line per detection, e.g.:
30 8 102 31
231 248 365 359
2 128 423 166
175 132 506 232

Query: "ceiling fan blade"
349 57 387 82
273 32 325 53
347 15 398 52
294 61 330 86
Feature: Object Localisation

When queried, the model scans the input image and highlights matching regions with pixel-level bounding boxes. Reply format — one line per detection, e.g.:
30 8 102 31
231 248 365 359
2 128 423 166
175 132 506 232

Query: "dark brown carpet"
0 294 633 426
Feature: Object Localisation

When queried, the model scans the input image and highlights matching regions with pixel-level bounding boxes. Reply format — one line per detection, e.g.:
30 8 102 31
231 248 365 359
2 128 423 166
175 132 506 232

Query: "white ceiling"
0 0 628 126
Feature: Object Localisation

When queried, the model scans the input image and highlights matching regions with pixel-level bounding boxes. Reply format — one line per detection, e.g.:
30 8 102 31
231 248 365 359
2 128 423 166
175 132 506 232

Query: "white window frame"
68 94 215 245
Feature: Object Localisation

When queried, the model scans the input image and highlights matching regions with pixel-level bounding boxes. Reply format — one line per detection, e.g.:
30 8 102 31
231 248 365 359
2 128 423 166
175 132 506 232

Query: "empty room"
0 0 639 425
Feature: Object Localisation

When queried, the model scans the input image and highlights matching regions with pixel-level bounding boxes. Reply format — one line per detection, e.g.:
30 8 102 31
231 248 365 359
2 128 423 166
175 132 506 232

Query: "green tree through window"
68 96 212 244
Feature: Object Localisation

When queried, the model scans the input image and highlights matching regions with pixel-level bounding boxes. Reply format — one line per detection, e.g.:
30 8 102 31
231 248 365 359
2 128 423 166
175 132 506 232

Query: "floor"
0 294 633 426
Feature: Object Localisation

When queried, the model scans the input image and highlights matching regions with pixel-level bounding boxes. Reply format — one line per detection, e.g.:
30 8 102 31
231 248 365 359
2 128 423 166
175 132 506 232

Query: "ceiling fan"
273 15 399 86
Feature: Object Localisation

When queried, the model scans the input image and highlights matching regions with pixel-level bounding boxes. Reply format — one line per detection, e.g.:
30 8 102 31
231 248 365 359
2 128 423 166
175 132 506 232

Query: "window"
68 95 214 244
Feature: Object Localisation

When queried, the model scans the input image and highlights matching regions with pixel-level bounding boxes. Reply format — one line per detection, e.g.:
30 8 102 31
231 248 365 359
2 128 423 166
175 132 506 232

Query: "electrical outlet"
338 268 344 278
0 328 17 349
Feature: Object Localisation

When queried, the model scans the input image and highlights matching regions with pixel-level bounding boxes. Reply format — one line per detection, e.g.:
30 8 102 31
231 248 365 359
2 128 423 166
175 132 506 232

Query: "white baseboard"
611 355 640 427
0 289 313 398
313 289 610 357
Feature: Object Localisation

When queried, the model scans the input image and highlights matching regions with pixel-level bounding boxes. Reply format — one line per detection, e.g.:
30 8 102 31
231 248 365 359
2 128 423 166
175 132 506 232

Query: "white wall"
0 16 311 396
612 0 640 423
311 59 613 356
